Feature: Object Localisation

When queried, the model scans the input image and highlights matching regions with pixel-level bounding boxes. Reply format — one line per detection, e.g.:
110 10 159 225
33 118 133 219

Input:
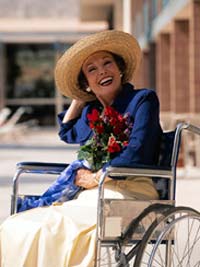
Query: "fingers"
75 169 97 189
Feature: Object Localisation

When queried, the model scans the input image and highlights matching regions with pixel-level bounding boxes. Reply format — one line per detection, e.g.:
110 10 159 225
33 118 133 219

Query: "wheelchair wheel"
133 206 200 267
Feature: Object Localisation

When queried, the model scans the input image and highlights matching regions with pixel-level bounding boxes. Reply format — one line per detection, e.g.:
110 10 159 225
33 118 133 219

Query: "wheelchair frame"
10 122 200 267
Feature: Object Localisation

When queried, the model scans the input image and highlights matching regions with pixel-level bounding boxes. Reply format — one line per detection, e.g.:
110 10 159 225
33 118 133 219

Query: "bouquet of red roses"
77 106 133 171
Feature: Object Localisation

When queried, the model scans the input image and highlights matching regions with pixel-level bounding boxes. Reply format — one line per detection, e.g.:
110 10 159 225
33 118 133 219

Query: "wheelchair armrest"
97 164 173 201
11 162 69 215
104 165 174 201
105 165 172 179
16 161 69 174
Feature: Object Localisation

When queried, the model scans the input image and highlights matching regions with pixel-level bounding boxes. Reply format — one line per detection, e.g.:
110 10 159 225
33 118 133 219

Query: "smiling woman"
78 52 126 95
0 30 163 267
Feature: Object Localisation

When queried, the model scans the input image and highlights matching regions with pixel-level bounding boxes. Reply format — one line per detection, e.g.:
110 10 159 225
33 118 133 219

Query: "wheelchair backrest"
154 128 181 200
158 130 177 168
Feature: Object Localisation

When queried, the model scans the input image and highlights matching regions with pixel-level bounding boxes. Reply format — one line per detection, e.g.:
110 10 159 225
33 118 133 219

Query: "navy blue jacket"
58 83 163 169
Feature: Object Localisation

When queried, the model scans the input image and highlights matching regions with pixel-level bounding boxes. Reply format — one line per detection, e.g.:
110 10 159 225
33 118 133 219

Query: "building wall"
0 0 80 18
0 43 6 108
132 0 200 167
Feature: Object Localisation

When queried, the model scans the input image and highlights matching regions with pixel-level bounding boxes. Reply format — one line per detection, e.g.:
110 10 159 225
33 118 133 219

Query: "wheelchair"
11 122 200 267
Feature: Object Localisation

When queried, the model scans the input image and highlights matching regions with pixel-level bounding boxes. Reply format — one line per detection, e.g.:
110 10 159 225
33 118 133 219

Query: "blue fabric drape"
17 160 90 212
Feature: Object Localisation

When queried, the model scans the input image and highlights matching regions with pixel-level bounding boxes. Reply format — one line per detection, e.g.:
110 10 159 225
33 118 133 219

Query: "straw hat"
55 30 142 101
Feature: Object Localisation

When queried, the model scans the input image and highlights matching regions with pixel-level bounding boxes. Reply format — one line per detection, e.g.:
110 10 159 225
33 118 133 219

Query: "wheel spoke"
134 207 200 267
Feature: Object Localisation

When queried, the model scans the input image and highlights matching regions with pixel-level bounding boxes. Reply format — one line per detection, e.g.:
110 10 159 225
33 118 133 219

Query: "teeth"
100 77 113 85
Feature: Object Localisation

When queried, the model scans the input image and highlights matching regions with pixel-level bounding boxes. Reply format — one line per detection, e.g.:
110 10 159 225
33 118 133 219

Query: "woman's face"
82 51 122 105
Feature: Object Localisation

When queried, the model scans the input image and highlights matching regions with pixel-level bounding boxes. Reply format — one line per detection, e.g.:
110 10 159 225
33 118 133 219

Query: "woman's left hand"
75 168 97 189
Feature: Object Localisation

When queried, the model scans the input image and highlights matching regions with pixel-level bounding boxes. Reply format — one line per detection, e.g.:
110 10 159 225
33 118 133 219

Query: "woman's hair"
78 52 126 91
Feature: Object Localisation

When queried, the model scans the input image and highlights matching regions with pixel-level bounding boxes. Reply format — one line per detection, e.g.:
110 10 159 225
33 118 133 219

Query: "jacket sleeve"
57 105 92 145
103 90 162 170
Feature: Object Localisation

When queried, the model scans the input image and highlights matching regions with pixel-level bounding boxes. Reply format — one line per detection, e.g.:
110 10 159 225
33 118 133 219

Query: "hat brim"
55 30 142 101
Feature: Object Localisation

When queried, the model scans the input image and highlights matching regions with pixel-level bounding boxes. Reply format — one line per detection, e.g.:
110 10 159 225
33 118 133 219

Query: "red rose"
104 106 116 117
107 136 121 153
113 126 122 135
123 140 128 146
104 107 119 126
87 109 100 122
109 117 118 127
89 122 95 129
95 124 104 134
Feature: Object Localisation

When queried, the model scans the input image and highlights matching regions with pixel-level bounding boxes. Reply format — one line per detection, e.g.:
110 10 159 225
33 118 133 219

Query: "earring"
86 87 91 92
120 73 123 78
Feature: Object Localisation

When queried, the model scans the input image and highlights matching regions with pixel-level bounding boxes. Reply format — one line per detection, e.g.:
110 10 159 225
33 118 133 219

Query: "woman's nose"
99 66 107 75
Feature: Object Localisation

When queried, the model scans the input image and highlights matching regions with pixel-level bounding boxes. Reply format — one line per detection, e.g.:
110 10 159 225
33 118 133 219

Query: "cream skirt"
0 177 158 267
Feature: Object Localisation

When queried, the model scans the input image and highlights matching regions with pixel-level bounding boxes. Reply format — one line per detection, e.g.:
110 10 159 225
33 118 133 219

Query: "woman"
0 30 162 267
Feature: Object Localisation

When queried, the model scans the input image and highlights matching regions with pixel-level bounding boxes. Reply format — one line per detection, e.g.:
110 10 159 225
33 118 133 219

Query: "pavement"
0 126 200 223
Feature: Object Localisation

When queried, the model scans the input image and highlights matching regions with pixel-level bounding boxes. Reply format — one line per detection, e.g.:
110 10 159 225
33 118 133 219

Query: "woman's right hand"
62 99 86 123
75 168 111 189
75 168 97 189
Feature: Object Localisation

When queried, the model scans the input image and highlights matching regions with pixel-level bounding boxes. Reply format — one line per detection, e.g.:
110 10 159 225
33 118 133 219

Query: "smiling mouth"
99 77 113 86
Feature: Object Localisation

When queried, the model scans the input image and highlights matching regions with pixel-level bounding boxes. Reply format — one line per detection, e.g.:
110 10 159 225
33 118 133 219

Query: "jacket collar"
90 83 135 113
111 83 135 113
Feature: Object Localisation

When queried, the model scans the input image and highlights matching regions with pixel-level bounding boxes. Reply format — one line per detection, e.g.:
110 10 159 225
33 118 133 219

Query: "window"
6 44 55 99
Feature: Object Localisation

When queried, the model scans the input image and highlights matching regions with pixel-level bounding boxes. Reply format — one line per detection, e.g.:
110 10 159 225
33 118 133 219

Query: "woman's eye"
104 60 112 66
88 66 96 73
